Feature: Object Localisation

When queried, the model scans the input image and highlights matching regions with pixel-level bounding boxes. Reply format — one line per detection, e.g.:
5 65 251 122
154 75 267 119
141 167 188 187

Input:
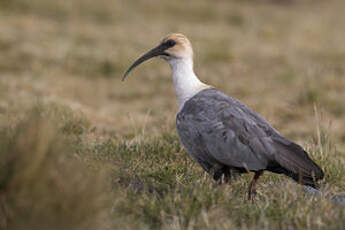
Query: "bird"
122 33 324 200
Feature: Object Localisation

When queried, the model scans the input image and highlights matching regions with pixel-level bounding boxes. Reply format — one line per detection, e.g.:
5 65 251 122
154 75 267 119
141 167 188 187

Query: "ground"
0 0 344 229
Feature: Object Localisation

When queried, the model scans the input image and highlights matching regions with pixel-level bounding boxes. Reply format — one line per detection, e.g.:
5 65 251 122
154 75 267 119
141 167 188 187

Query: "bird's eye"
166 39 176 47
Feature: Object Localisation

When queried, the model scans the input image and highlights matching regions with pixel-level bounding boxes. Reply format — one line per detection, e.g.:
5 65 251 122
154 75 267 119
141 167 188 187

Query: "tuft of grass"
0 111 110 230
32 103 90 135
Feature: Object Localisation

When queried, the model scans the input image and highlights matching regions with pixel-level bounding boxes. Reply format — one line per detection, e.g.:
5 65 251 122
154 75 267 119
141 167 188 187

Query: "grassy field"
0 0 345 229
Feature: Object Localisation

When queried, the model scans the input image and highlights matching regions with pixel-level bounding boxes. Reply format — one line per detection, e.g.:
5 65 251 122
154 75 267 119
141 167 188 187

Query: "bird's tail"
270 137 324 188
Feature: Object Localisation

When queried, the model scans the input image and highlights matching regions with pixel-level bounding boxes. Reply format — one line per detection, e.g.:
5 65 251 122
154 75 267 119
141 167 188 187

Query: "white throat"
168 57 210 111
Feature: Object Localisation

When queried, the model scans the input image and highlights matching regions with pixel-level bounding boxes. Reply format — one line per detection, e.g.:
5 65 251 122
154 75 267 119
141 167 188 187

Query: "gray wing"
176 88 281 171
177 88 324 185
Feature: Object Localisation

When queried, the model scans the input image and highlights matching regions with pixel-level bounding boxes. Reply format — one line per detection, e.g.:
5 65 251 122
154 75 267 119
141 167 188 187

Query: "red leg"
248 170 264 201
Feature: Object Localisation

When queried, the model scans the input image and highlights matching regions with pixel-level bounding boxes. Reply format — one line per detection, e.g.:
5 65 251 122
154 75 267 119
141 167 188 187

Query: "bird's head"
122 33 193 81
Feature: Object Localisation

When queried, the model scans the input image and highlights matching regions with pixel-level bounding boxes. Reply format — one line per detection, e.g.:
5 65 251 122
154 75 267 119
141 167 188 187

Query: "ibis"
122 33 324 200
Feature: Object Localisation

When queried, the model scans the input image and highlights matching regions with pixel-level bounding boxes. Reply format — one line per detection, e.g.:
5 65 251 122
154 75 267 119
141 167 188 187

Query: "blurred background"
0 0 344 229
1 0 344 142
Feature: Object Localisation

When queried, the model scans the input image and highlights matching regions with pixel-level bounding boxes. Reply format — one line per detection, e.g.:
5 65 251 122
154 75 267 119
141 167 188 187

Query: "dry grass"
0 0 344 229
0 110 110 230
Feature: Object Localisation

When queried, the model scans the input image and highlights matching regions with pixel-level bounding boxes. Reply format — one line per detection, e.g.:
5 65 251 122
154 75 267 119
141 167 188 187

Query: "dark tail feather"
270 137 324 188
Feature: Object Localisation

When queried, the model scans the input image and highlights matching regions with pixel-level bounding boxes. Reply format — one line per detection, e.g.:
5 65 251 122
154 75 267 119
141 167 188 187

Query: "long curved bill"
122 43 168 81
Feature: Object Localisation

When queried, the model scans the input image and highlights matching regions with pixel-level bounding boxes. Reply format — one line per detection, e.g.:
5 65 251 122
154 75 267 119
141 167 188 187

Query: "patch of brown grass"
0 111 110 230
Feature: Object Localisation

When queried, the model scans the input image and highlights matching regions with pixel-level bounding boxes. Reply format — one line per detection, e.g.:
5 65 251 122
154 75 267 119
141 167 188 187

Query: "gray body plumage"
176 88 324 186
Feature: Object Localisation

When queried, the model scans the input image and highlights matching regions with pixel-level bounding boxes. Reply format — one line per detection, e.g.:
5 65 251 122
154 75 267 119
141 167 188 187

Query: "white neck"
168 58 210 111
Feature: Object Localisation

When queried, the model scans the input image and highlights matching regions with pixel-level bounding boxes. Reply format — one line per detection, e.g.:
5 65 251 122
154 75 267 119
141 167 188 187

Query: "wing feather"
177 88 324 186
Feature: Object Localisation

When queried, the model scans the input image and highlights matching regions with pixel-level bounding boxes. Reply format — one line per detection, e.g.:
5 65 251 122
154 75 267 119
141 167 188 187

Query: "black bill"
122 43 170 81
